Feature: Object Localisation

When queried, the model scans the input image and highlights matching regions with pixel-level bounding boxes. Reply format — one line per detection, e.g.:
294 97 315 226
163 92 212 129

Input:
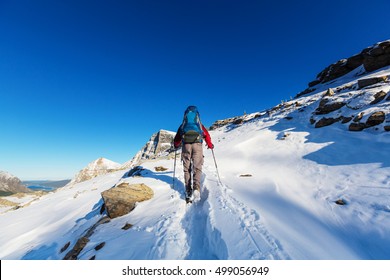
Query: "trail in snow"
203 164 290 260
169 158 289 260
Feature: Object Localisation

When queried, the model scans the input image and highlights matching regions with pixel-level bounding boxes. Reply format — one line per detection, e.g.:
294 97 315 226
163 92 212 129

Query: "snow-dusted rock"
0 171 31 194
69 157 121 184
101 182 153 219
121 129 175 169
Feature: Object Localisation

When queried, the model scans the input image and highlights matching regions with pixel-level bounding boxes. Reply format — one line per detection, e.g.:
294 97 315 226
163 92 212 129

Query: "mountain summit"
69 157 122 185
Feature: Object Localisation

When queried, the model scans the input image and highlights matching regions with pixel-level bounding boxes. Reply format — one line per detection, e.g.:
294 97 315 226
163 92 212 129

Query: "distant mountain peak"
0 171 31 194
69 157 122 185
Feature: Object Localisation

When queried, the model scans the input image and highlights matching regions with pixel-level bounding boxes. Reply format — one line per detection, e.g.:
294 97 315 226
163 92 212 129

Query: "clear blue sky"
1 0 389 180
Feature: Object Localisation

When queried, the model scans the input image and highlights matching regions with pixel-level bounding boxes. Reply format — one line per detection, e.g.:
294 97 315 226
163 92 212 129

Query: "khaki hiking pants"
182 142 204 194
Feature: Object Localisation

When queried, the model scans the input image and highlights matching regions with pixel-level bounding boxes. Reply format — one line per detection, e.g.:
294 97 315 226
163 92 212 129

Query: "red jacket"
174 125 213 149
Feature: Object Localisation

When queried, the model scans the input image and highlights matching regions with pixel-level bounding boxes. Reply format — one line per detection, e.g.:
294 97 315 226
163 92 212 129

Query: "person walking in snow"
173 105 214 203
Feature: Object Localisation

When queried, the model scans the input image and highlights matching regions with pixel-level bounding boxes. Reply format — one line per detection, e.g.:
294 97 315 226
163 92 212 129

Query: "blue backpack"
180 106 203 143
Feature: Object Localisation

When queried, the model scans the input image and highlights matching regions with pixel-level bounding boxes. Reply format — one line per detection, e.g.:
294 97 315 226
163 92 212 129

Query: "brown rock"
101 183 154 219
335 199 347 205
315 100 346 115
315 117 340 128
366 111 385 127
154 166 168 172
341 116 353 124
358 76 388 89
349 123 366 131
122 223 133 230
370 90 387 105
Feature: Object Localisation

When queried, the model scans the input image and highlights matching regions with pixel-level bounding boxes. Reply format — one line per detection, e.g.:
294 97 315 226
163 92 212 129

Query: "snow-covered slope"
1 100 389 259
1 41 389 260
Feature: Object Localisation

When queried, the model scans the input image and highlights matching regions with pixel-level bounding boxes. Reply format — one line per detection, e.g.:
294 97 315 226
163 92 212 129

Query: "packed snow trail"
201 165 290 259
169 159 290 260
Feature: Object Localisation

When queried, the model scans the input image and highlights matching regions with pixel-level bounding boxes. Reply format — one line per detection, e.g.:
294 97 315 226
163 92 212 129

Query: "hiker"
173 105 214 202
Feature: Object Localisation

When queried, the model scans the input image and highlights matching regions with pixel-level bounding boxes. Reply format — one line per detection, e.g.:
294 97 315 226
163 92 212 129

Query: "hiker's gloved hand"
173 141 181 150
207 143 214 149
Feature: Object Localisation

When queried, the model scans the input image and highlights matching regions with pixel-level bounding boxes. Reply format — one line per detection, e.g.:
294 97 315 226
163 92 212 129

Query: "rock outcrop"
101 182 153 219
121 129 175 169
307 40 390 87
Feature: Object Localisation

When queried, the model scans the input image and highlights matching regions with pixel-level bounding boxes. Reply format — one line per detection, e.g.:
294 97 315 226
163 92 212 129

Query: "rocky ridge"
210 40 390 133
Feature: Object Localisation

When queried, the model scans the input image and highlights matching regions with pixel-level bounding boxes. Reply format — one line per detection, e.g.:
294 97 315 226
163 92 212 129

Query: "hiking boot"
185 188 193 200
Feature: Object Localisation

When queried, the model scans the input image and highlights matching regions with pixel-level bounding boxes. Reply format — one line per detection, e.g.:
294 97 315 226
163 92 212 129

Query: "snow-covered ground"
1 59 390 261
1 100 389 260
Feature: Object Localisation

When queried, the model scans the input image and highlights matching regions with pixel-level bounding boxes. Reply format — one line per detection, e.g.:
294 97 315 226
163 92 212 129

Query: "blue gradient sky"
1 0 390 179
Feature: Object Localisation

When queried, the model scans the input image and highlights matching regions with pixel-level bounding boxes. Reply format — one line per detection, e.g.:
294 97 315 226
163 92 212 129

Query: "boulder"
323 88 335 97
315 117 340 128
357 76 388 89
101 183 153 219
366 111 386 127
370 90 388 105
349 122 366 131
315 99 346 115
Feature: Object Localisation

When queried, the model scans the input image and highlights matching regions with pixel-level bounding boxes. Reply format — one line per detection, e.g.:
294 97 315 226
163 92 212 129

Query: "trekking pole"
211 149 222 185
173 149 177 189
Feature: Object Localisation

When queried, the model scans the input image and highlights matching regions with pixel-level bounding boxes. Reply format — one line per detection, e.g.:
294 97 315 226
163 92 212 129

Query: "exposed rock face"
101 182 154 219
70 157 121 184
315 99 346 115
307 40 390 87
348 111 386 131
121 129 175 169
315 117 340 128
0 171 31 194
209 112 265 131
358 76 388 89
366 111 386 127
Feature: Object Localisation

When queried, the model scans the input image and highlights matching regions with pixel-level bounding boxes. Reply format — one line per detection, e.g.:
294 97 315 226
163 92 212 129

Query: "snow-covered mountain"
121 129 176 170
0 171 31 195
68 157 122 185
0 40 389 260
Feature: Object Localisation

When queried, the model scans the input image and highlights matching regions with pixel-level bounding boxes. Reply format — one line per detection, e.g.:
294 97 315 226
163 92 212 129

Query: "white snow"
0 171 15 181
1 66 390 261
1 109 390 260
